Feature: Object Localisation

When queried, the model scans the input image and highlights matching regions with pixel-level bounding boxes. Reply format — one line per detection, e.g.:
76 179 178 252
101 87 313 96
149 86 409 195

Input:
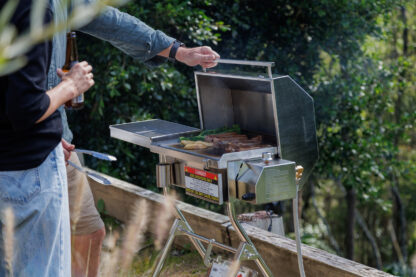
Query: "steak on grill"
208 134 269 153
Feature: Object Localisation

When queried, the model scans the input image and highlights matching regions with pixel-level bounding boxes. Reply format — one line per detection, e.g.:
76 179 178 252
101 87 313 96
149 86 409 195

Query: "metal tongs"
68 149 117 185
73 149 117 161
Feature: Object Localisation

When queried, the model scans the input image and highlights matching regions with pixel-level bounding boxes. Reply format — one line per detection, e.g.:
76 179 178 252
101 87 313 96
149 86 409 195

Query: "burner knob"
262 152 274 163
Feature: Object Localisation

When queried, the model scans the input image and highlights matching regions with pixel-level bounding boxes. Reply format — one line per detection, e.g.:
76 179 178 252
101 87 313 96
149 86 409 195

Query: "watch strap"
168 40 184 62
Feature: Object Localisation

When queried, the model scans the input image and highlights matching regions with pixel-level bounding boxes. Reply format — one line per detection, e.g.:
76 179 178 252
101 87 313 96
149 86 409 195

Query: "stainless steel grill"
110 59 318 277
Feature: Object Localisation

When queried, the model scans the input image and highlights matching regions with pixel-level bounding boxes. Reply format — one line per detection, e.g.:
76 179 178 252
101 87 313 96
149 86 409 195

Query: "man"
0 0 95 275
47 1 220 276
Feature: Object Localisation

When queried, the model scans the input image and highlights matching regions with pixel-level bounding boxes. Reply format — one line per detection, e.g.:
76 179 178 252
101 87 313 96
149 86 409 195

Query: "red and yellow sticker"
184 166 222 204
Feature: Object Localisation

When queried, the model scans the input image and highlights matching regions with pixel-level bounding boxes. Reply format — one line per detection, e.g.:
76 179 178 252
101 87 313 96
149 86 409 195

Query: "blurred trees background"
69 0 416 275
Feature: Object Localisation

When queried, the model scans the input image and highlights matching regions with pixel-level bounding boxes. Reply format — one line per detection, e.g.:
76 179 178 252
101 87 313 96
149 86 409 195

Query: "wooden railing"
87 169 392 277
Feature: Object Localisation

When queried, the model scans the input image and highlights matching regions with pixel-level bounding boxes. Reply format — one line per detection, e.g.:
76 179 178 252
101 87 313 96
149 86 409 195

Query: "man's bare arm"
36 61 94 123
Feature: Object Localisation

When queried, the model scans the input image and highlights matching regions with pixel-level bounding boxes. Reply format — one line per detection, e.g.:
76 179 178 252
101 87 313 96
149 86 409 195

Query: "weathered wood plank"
87 170 392 277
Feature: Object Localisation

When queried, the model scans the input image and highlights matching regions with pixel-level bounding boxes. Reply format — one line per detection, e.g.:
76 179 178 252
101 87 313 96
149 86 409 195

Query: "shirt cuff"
144 31 175 67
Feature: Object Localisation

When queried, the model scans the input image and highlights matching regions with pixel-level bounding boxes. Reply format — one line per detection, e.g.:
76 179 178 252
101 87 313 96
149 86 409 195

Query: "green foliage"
384 263 414 277
314 56 397 202
201 0 396 83
309 1 416 267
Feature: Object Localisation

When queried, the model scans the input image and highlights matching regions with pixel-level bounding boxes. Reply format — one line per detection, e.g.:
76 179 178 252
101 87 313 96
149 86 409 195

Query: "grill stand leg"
158 155 207 258
152 186 207 277
227 199 274 277
164 186 207 258
152 218 181 277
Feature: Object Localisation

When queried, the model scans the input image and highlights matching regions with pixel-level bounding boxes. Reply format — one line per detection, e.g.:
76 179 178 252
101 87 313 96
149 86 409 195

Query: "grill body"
110 70 318 204
109 60 318 277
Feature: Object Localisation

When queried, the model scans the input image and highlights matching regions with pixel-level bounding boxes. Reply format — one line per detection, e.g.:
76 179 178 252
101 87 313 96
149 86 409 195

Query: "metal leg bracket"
235 242 259 261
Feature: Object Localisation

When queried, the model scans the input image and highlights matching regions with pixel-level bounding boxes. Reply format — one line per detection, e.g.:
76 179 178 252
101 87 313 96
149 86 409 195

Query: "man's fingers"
198 46 218 62
201 46 220 59
74 62 92 72
201 46 213 53
61 138 69 148
63 148 71 161
79 61 88 67
61 138 75 151
201 62 217 68
202 62 217 69
199 53 217 62
61 139 73 162
84 65 93 73
57 68 65 78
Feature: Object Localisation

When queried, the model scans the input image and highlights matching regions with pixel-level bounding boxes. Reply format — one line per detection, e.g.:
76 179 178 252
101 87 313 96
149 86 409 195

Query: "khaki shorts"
67 153 104 235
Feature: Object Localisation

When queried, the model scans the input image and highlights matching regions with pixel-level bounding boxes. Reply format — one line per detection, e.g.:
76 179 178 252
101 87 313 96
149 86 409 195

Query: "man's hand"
37 61 95 124
57 61 95 100
62 138 75 163
175 46 220 68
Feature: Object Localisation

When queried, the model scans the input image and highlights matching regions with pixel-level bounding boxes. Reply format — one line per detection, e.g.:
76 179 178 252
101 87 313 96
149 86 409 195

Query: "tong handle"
74 149 117 161
213 59 274 78
67 160 111 185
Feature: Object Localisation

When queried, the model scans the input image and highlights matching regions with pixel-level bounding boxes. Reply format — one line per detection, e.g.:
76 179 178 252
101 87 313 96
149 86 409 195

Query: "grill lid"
196 60 318 188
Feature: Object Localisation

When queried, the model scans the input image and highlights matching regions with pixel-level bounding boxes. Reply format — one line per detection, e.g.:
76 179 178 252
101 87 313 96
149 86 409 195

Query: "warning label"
184 166 223 204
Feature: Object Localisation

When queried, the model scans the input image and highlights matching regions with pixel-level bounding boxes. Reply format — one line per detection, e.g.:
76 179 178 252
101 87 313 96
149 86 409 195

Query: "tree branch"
355 210 383 269
335 181 382 267
311 183 341 256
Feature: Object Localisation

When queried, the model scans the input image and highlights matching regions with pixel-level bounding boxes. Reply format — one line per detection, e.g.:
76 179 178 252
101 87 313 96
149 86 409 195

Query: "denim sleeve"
77 5 175 67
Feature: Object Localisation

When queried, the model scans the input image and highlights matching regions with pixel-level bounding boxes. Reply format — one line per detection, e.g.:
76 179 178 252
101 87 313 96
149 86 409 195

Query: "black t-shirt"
0 0 62 170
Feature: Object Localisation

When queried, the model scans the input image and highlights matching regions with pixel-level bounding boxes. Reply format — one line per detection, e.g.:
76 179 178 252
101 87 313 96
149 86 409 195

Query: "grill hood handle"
212 59 275 78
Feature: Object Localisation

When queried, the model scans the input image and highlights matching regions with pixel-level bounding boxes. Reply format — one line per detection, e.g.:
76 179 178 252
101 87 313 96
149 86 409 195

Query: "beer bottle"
63 31 84 110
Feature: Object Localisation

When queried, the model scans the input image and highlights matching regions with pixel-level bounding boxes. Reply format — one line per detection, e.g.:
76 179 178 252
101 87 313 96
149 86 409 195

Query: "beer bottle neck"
64 32 79 69
70 36 79 62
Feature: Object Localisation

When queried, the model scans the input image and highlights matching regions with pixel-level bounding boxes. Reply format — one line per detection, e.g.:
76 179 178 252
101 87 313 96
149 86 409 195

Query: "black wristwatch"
168 40 184 62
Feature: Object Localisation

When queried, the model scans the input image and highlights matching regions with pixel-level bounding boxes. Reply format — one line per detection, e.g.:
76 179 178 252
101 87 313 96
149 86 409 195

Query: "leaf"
0 0 19 33
0 56 27 76
96 198 106 214
30 0 48 36
0 25 16 47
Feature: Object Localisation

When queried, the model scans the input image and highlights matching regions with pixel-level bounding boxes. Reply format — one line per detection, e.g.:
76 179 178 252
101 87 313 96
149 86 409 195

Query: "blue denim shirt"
47 1 175 142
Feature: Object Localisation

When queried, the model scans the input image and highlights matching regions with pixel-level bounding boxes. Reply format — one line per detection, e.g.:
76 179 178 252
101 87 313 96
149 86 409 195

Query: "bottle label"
72 93 84 104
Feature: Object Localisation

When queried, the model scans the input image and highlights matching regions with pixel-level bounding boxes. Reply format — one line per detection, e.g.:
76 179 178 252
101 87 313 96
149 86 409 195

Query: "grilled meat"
209 134 266 153
225 142 270 153
183 131 268 153
204 132 241 142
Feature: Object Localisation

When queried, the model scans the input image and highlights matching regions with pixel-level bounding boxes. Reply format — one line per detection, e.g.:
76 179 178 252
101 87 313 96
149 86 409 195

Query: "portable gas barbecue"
110 59 318 276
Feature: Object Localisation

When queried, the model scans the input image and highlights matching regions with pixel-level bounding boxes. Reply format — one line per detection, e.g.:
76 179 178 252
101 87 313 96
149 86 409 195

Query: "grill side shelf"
109 119 200 148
